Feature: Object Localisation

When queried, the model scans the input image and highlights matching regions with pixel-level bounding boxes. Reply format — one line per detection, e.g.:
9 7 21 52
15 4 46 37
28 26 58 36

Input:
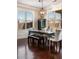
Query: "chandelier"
40 0 45 15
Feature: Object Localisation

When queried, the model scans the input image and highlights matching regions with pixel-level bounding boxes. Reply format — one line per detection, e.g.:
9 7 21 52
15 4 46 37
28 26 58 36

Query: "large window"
17 11 25 21
47 11 61 20
26 11 33 22
17 11 34 21
48 12 55 20
17 10 34 29
45 11 62 32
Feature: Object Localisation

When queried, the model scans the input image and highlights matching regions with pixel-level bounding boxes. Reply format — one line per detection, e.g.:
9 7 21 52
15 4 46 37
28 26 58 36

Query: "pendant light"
40 0 45 15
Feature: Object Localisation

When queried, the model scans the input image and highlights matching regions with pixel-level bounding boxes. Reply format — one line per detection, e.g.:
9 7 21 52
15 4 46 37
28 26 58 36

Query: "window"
17 11 26 23
55 13 61 20
48 12 55 20
26 11 33 22
47 11 61 20
17 10 34 29
17 11 34 21
45 11 62 32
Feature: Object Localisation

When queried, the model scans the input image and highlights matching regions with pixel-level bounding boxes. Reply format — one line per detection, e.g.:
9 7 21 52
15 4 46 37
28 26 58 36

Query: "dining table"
28 30 55 36
28 29 62 58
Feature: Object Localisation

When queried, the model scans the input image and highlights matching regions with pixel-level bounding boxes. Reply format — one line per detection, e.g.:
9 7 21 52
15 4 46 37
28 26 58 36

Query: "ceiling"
17 0 61 9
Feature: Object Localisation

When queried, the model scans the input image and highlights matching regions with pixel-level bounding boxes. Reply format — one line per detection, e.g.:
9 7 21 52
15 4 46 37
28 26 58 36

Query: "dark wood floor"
17 38 62 59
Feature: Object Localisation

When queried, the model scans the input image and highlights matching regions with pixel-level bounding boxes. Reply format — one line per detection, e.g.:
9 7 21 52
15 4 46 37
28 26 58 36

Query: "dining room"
17 0 62 59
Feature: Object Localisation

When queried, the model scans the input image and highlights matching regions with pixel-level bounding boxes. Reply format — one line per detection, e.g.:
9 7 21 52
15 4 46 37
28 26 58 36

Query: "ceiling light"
40 0 45 15
40 8 45 15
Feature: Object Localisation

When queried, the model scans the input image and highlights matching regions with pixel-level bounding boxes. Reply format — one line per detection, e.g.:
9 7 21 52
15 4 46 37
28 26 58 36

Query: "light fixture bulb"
40 9 45 15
